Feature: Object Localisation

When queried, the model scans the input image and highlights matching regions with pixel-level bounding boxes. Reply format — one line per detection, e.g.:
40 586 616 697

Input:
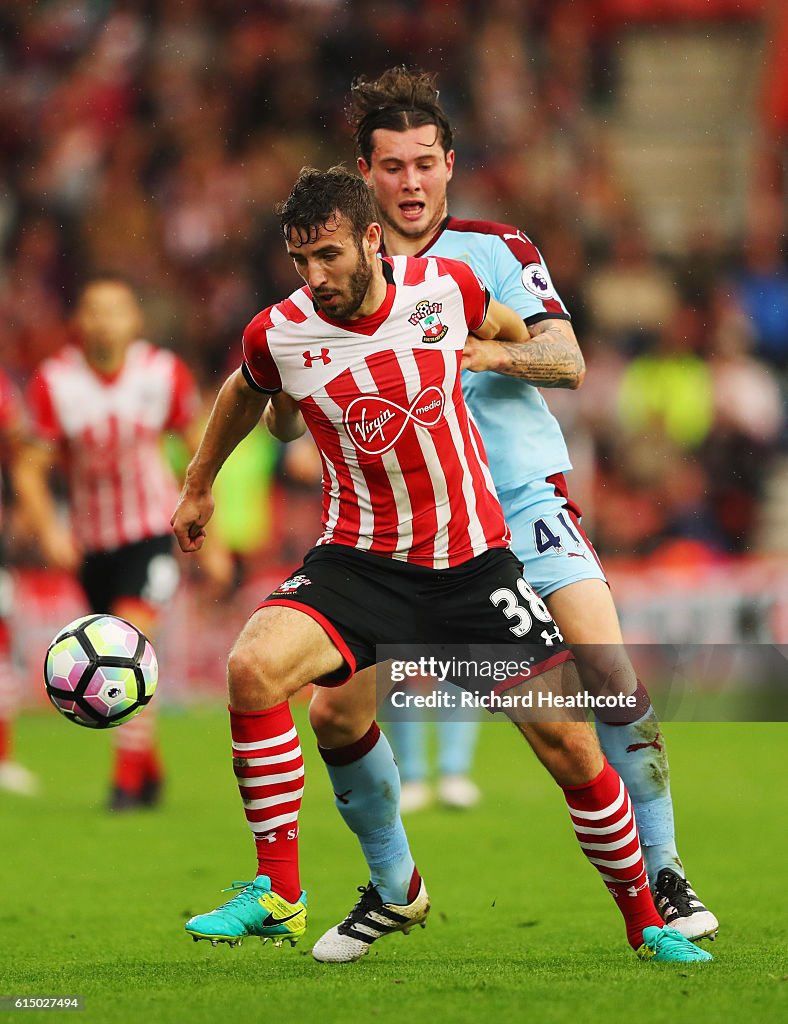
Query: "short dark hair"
276 166 376 245
347 66 453 164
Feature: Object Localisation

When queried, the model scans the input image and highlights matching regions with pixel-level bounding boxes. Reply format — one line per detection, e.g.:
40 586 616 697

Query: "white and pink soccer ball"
44 615 158 729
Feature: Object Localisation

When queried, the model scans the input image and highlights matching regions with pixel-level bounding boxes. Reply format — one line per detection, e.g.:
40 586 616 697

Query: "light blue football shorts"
499 473 607 600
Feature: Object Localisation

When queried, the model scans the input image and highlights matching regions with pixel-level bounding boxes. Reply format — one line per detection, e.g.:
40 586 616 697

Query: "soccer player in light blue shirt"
271 68 718 962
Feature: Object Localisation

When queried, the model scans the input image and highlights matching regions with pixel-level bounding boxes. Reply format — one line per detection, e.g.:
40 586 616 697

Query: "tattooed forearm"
495 328 586 389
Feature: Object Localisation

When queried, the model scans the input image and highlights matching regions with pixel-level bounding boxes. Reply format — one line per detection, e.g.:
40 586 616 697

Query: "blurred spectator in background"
0 0 783 667
585 215 679 354
617 301 713 450
730 198 788 370
704 288 783 549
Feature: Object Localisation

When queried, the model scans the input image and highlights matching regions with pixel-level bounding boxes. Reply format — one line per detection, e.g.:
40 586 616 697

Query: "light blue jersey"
420 217 605 598
423 217 572 492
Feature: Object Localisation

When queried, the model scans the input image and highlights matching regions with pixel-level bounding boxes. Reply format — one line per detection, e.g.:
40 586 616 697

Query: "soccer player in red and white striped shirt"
19 275 220 810
173 167 710 963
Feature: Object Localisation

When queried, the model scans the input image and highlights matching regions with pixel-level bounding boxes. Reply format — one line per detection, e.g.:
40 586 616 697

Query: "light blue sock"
596 709 685 885
385 718 427 782
437 713 479 777
321 724 415 904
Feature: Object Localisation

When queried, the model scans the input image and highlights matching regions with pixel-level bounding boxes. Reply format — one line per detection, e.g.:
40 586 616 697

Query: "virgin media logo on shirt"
343 386 445 456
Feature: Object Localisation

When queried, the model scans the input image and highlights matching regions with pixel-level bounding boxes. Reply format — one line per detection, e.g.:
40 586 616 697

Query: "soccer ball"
44 615 158 729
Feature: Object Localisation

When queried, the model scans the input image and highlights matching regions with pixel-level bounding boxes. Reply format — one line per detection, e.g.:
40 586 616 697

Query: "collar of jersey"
311 259 396 336
76 341 132 383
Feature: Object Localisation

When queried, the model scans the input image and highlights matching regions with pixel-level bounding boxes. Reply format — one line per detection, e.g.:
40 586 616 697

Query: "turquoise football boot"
185 875 307 948
636 925 713 963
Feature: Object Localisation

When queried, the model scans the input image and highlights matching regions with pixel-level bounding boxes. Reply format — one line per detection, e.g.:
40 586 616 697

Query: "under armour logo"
258 830 278 843
334 789 352 805
303 347 331 367
541 626 564 646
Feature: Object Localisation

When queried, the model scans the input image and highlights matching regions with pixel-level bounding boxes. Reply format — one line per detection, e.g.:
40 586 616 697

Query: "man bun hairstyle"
276 165 377 246
347 66 454 163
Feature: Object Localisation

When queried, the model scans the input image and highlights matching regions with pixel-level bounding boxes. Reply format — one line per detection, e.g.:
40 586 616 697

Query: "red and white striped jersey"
243 255 510 569
27 340 198 553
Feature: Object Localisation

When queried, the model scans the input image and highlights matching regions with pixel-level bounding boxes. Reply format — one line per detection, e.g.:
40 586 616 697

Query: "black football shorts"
257 544 572 688
81 535 180 613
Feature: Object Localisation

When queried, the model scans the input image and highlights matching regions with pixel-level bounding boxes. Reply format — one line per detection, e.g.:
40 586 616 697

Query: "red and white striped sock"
231 703 304 904
112 708 158 793
563 759 663 948
0 718 10 762
0 619 17 760
112 748 145 793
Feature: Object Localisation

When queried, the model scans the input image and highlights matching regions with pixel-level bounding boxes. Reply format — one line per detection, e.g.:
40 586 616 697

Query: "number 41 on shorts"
533 511 582 556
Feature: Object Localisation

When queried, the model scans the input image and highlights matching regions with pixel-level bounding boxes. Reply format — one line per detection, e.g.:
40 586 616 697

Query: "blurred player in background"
16 275 229 810
387 703 480 812
292 68 718 959
174 167 710 966
0 371 39 796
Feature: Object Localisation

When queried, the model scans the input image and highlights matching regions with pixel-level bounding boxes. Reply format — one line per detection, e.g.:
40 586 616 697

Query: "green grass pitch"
1 709 785 1023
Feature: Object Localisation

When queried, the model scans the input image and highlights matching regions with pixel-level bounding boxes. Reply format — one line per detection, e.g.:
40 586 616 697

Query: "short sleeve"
490 231 569 324
241 310 282 394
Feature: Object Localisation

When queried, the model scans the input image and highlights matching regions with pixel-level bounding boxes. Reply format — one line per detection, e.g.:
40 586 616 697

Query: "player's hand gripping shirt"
242 255 510 569
418 219 573 492
27 341 199 553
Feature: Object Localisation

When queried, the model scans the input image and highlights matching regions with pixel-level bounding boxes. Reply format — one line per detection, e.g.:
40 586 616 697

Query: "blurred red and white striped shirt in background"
27 340 198 553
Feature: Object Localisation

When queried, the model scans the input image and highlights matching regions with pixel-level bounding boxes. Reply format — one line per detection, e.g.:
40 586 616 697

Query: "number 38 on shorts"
489 577 562 642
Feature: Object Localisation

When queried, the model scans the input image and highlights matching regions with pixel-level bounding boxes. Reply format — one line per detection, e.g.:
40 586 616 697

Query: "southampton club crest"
409 299 449 343
272 574 312 595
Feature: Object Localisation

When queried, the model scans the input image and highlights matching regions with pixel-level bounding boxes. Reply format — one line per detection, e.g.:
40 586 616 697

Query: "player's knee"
532 722 602 785
559 727 600 769
307 691 334 741
308 689 368 747
573 645 636 698
227 637 290 707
